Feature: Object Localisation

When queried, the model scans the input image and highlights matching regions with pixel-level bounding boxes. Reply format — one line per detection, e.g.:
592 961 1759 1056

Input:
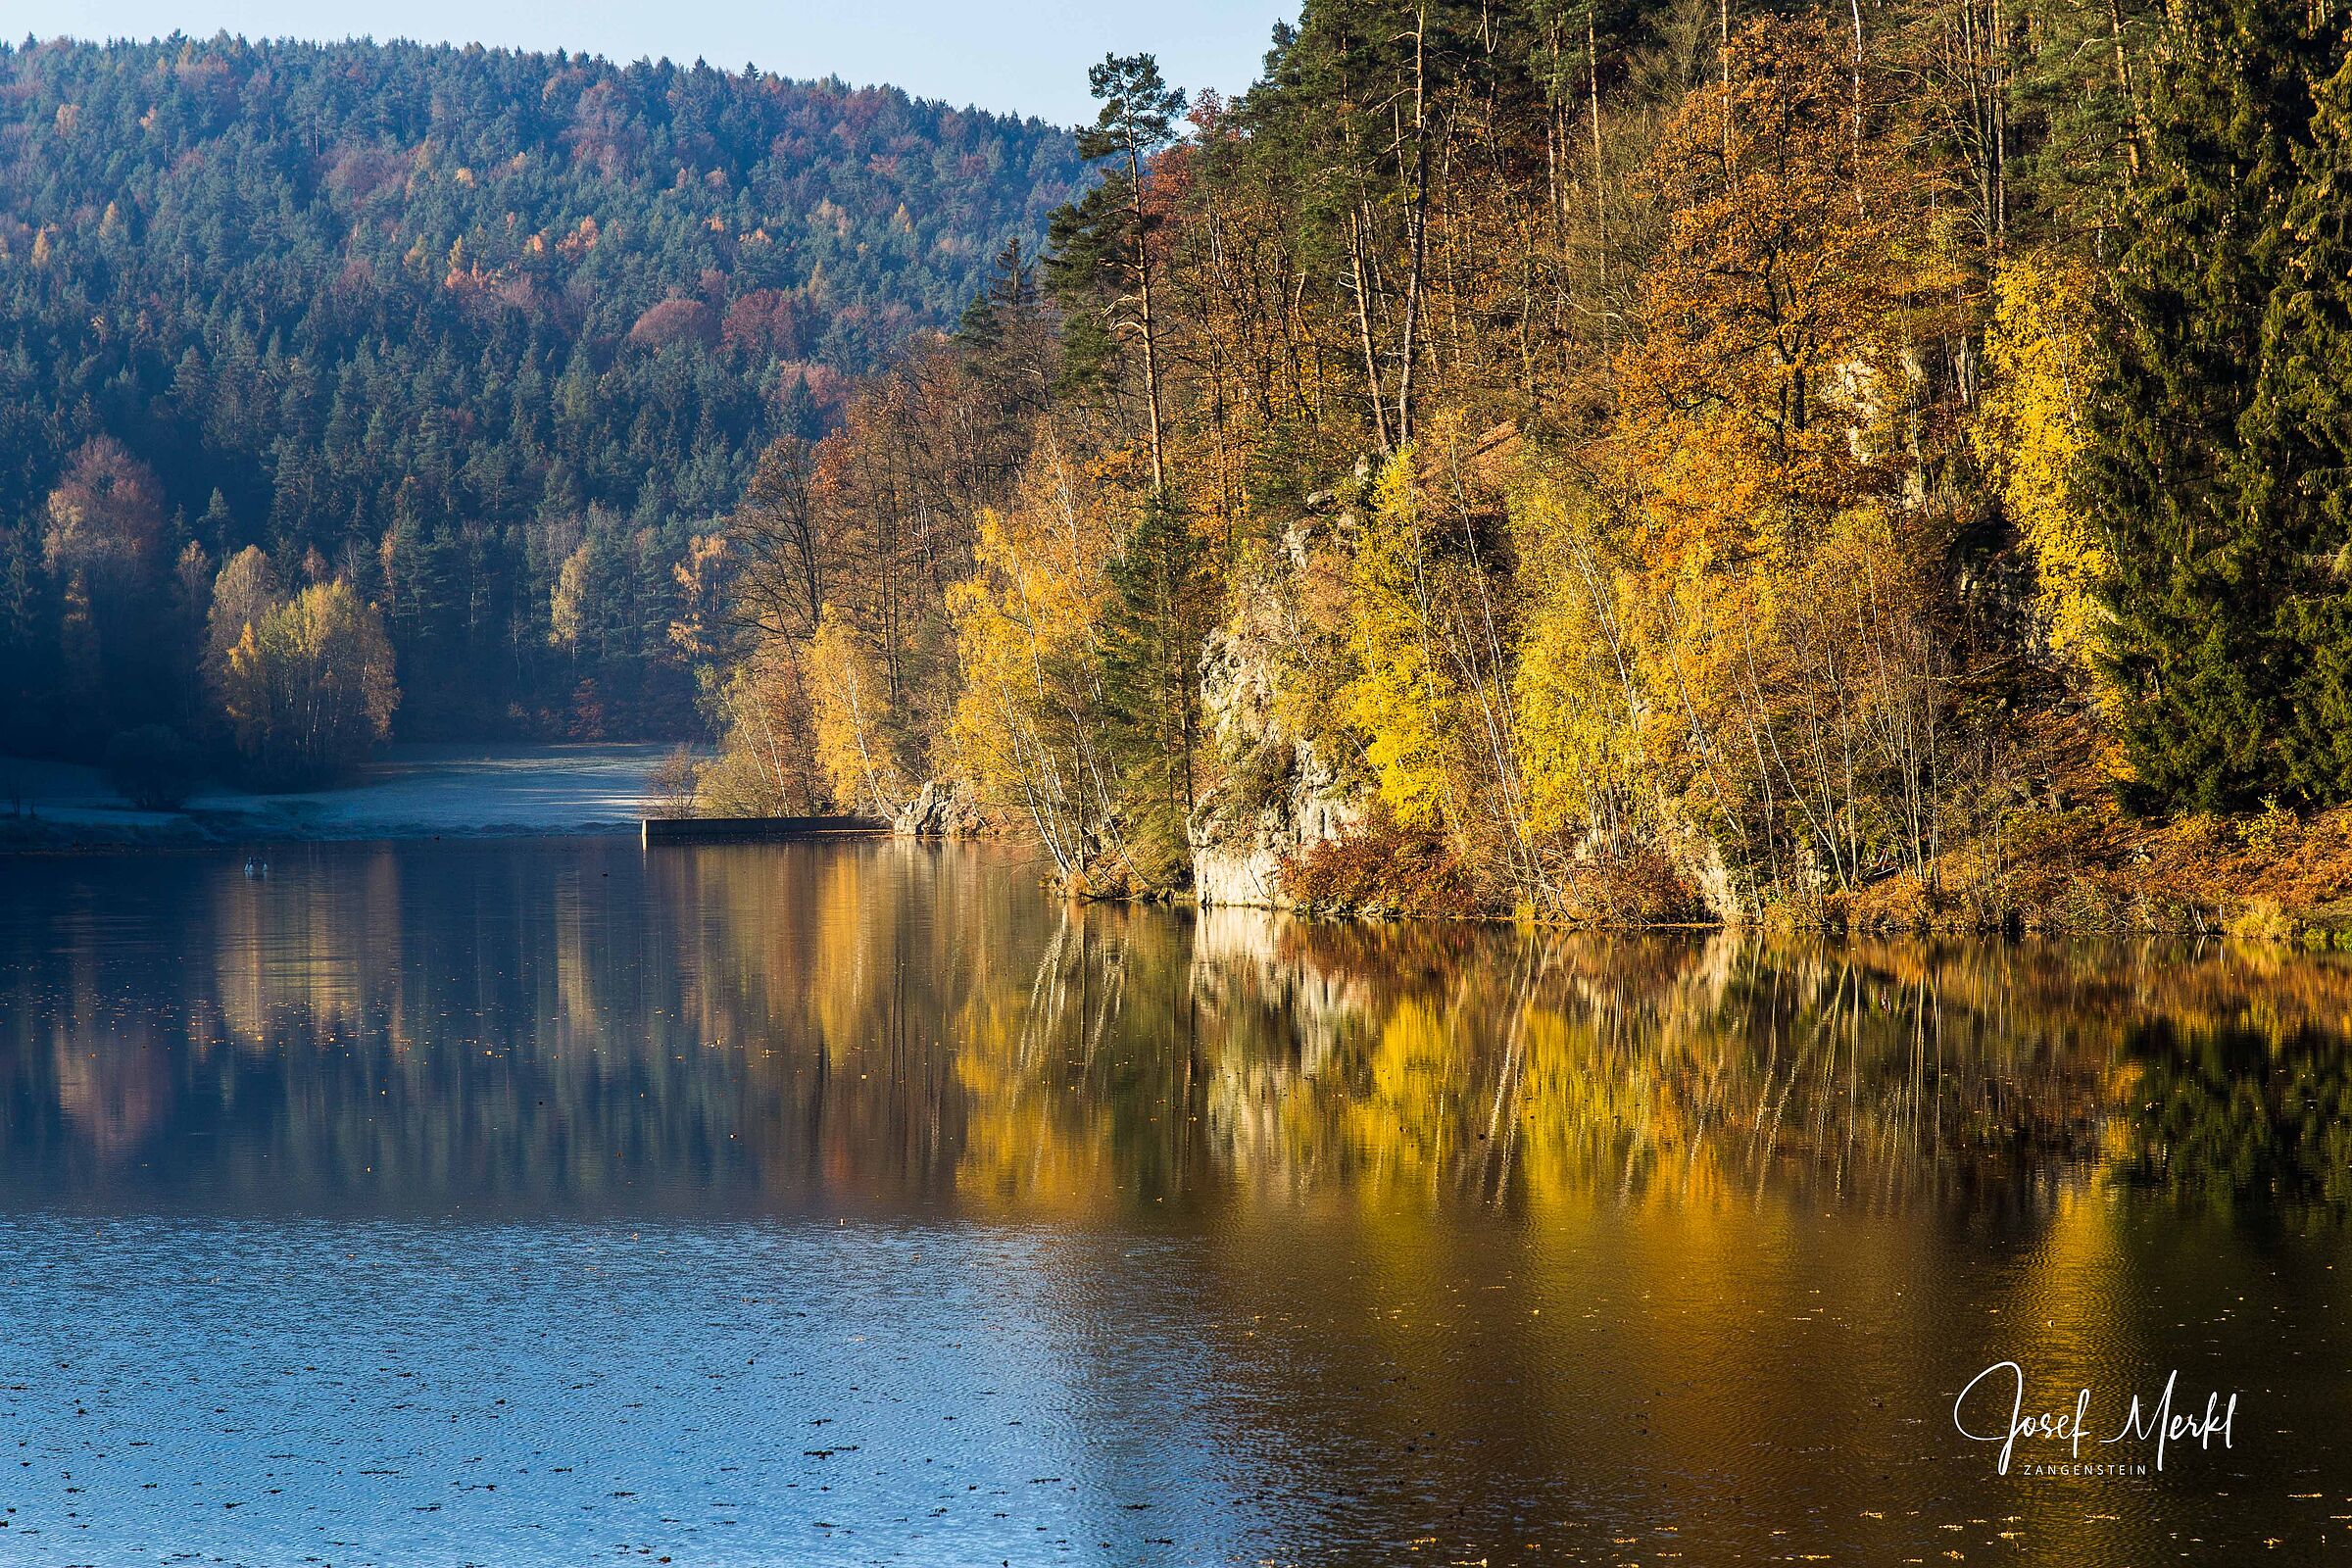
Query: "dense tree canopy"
17 1 2352 921
0 34 1082 760
699 0 2352 930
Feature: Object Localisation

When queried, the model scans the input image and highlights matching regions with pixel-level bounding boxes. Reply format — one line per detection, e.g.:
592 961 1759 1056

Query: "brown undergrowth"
1267 708 2352 940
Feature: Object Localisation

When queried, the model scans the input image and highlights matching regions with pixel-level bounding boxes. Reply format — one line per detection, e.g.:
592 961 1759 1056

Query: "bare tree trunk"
1396 2 1432 447
1848 0 1867 218
1126 142 1168 494
1588 8 1607 288
1348 208 1395 452
1720 0 1733 160
1991 0 2007 240
2106 0 2142 180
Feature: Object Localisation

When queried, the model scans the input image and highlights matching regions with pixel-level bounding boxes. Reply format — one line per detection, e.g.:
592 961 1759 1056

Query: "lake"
0 837 2346 1565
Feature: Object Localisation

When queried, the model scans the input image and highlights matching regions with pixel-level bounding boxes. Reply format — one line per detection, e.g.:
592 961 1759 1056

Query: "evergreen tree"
199 489 236 557
2090 0 2330 811
0 35 1083 752
1101 494 1217 874
2248 39 2352 802
1046 54 1186 490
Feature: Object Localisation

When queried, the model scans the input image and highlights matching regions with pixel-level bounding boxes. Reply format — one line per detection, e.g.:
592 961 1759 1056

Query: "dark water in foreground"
0 839 2348 1566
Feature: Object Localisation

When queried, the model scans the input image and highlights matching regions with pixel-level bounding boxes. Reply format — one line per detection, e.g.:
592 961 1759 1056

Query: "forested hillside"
699 0 2352 932
0 35 1082 764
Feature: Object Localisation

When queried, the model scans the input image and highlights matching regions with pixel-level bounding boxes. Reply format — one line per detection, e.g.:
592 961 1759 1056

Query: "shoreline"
0 814 650 852
0 742 674 852
11 744 2344 948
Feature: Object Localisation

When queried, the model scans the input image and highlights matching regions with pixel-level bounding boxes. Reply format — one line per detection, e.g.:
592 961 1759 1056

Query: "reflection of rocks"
1204 1059 1300 1185
1189 907 1365 1080
1190 909 1381 1178
1191 611 1358 908
892 778 995 838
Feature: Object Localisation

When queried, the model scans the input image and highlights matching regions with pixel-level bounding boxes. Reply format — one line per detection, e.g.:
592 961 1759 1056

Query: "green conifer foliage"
2247 42 2352 802
2091 0 2329 811
0 36 1083 751
1100 494 1217 880
1045 54 1185 482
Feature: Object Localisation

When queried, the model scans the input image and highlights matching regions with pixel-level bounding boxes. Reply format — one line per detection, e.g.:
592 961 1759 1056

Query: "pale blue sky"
13 0 1289 123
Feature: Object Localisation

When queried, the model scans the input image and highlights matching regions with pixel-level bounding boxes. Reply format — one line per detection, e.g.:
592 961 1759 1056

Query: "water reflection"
2 839 2345 1219
4 841 2349 1565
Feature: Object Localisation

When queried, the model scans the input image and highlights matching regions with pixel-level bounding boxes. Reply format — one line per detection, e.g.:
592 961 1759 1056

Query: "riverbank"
0 744 673 848
1172 694 2352 941
1262 796 2352 942
16 735 2339 947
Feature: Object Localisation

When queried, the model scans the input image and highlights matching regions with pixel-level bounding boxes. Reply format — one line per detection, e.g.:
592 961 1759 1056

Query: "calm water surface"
1 838 2348 1565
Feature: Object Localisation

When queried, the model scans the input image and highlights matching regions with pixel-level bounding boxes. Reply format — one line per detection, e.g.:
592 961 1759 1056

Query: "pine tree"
954 239 1033 353
2090 0 2330 811
1101 493 1216 880
1045 54 1186 491
2247 37 2352 802
199 488 235 556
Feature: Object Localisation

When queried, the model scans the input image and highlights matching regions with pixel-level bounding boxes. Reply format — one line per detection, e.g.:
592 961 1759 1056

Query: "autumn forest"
7 2 2350 929
0 35 1080 771
694 0 2352 931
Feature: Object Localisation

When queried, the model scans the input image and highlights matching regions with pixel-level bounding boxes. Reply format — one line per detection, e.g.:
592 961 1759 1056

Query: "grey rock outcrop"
892 778 995 838
1190 609 1358 908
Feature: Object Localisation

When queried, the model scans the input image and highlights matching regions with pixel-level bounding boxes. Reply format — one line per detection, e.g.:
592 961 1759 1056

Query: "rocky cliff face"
892 778 997 838
1190 587 1359 909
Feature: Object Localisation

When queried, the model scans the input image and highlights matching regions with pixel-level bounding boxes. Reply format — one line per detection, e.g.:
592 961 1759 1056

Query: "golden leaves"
1978 252 2114 687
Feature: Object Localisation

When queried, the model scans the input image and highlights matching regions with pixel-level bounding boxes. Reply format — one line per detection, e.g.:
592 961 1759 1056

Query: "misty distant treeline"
0 34 1082 762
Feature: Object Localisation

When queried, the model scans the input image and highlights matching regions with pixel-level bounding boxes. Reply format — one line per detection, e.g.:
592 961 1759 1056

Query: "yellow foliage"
665 532 729 659
1342 450 1458 829
547 542 590 648
946 439 1124 875
805 602 901 814
220 578 399 782
1610 16 1925 554
1508 477 1643 834
1555 19 1959 894
1977 252 2113 683
698 640 821 816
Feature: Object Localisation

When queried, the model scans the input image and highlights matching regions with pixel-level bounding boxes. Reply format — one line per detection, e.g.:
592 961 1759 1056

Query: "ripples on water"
0 839 2346 1564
